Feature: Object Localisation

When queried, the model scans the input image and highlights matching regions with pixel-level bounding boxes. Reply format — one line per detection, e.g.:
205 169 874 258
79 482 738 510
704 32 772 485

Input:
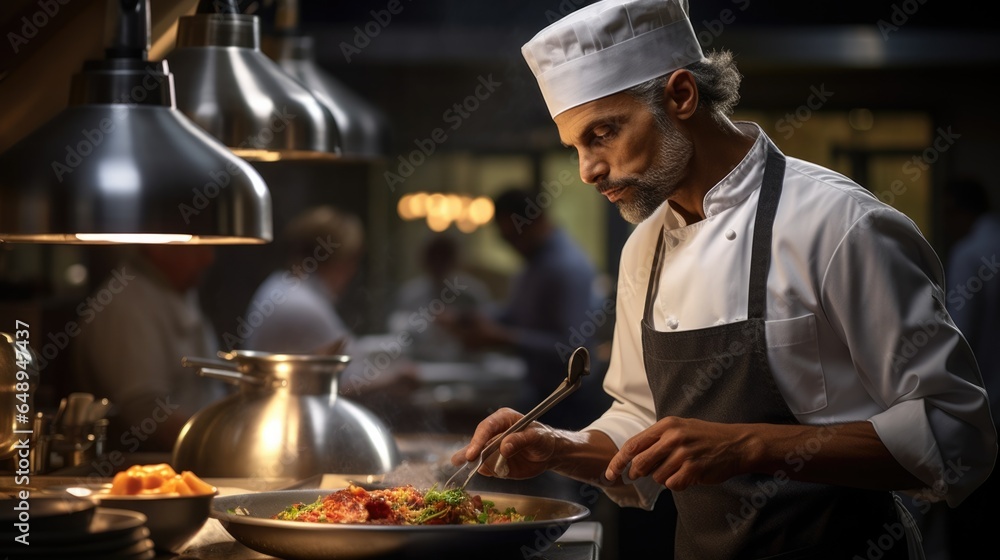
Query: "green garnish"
274 497 325 521
422 486 467 507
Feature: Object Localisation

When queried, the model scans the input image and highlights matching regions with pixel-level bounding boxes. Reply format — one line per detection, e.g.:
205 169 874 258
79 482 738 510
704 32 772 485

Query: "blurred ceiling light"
409 193 428 217
426 213 451 233
262 0 390 160
166 0 341 161
426 193 449 218
468 197 495 225
397 195 415 220
444 195 464 219
455 217 478 234
0 0 272 244
395 192 495 233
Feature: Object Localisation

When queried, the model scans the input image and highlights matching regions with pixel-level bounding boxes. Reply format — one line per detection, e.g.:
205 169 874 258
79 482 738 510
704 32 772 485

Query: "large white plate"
211 488 589 560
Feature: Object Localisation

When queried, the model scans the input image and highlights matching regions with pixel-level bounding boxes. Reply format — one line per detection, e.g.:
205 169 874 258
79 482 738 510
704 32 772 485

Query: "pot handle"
181 356 238 372
196 367 267 386
182 357 267 386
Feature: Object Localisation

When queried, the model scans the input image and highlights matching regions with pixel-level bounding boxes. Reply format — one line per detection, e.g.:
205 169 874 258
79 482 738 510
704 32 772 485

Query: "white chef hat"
522 0 704 118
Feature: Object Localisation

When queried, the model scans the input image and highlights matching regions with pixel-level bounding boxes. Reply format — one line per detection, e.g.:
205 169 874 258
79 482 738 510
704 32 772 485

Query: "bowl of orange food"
57 463 217 552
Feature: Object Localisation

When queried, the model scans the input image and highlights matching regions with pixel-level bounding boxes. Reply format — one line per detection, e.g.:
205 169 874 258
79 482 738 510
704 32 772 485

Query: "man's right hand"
451 407 559 480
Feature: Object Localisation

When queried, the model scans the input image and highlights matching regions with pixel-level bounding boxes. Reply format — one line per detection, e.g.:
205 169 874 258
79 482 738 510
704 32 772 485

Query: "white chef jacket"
242 270 406 394
586 122 997 510
243 270 352 354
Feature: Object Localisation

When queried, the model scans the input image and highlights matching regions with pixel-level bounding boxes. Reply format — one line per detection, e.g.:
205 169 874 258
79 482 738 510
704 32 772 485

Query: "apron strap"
642 231 666 322
746 147 786 320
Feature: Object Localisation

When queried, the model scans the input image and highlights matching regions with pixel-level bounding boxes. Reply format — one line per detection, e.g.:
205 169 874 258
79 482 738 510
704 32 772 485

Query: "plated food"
272 484 532 525
108 463 216 496
211 488 590 560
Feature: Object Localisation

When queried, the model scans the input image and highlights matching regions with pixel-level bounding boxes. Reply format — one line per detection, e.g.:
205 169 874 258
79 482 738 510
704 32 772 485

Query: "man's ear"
664 69 698 121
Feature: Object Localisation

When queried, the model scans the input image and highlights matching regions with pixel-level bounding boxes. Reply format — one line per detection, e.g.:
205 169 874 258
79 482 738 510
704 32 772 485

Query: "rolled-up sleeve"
820 208 997 507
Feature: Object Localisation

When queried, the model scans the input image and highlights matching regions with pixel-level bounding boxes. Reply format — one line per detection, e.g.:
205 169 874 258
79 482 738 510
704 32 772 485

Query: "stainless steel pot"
173 350 400 479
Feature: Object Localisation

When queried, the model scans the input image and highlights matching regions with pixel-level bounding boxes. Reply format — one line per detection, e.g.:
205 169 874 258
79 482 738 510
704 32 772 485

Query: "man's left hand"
604 416 757 491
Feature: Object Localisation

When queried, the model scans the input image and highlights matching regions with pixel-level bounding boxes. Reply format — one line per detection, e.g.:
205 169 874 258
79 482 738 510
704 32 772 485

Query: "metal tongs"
445 346 590 491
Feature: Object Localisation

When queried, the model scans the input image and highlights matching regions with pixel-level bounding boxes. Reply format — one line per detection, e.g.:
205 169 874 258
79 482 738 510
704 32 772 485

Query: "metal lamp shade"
263 34 391 161
167 13 341 161
0 59 273 244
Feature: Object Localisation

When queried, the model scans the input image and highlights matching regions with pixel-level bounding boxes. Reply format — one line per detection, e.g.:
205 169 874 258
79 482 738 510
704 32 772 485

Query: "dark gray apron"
641 147 906 560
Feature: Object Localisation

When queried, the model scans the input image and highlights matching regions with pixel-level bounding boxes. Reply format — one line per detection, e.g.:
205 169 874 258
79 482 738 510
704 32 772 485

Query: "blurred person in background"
243 205 364 355
243 205 417 420
446 187 611 431
389 232 493 362
73 244 228 452
939 177 1000 558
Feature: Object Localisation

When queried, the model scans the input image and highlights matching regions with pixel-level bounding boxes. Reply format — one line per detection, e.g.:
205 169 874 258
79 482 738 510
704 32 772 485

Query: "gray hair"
627 50 742 127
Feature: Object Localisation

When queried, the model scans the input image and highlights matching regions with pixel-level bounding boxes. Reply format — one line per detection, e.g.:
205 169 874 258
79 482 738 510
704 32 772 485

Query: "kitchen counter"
4 475 600 560
4 434 604 559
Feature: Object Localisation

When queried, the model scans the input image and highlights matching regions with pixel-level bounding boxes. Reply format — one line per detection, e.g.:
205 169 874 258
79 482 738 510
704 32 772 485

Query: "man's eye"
592 126 615 142
590 126 615 144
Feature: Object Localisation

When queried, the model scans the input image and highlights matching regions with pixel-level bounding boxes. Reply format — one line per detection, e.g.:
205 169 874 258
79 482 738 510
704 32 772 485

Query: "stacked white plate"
0 496 153 560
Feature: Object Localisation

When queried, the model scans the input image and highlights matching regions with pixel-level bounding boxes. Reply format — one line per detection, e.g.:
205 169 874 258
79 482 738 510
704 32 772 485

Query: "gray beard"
602 122 693 224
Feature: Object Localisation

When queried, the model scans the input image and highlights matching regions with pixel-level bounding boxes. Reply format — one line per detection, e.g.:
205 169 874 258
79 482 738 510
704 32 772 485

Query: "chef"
454 1 997 558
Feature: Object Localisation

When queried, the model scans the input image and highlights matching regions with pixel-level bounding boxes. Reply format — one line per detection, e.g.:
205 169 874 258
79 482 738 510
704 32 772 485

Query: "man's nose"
579 150 609 185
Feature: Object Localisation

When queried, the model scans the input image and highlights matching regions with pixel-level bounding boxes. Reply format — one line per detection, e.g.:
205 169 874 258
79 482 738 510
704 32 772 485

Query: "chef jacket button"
666 317 679 330
725 229 737 240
